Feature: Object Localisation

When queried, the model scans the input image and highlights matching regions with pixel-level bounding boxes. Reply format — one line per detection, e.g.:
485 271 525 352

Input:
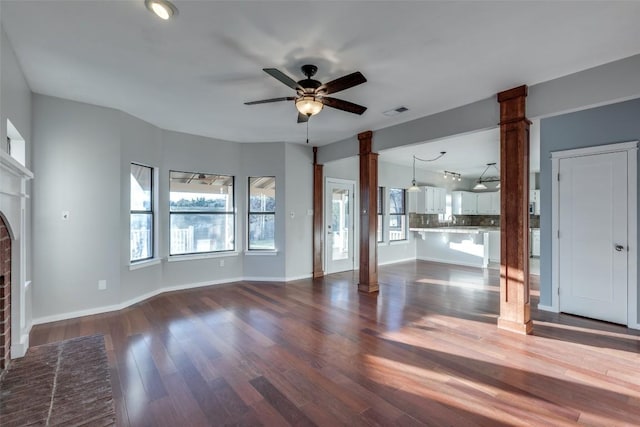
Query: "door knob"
615 244 624 252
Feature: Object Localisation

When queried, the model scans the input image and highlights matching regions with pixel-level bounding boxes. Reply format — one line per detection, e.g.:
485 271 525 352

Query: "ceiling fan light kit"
144 0 178 20
245 64 367 123
295 96 323 117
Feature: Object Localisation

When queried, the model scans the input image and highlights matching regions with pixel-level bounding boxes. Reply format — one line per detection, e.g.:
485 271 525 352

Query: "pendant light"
473 162 500 190
408 157 420 192
407 152 447 191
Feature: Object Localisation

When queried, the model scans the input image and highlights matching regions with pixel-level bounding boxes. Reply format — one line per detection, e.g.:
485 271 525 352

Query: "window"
389 188 407 241
169 171 234 255
130 163 153 262
377 186 384 243
248 176 276 250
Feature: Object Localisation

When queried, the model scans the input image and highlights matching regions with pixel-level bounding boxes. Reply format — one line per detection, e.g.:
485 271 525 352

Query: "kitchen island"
411 226 500 268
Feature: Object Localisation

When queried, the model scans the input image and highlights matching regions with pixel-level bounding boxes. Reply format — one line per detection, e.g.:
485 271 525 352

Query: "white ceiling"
379 120 540 178
2 1 640 146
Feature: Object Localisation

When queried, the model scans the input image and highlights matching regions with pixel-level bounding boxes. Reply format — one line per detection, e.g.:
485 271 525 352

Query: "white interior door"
558 150 628 324
325 180 355 274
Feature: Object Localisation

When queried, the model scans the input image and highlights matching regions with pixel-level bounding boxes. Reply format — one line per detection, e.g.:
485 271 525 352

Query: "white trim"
284 274 313 282
10 333 30 358
325 177 357 274
0 150 33 179
416 256 483 269
129 258 162 270
244 250 278 256
537 304 558 313
167 251 239 262
32 277 244 325
31 274 319 325
243 275 312 282
389 239 410 246
550 157 560 312
551 140 638 329
378 257 416 266
550 140 638 159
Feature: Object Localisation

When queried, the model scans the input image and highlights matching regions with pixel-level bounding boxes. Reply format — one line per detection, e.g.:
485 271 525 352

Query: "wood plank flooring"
29 261 640 426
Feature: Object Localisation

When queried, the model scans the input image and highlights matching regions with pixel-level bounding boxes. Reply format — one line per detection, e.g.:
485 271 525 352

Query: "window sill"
244 250 279 256
389 239 410 246
167 251 239 263
129 258 162 271
377 241 387 246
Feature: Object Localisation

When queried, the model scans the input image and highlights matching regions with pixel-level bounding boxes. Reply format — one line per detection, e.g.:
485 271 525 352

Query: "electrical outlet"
98 279 107 290
219 259 224 267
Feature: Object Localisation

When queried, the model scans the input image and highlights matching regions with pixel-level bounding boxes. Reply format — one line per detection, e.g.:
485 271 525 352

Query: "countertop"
410 226 500 234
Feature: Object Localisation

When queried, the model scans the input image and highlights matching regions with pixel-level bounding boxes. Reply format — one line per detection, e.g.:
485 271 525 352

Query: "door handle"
615 244 624 252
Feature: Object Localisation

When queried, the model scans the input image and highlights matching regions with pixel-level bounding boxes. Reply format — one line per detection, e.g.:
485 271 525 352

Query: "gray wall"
284 143 313 279
539 98 640 316
32 96 123 316
31 94 313 321
318 54 640 165
0 23 34 344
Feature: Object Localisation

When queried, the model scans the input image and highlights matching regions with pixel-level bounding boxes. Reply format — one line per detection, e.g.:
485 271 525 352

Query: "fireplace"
0 149 33 373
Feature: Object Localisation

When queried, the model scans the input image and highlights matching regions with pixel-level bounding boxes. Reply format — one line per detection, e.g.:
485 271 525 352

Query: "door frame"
551 140 638 328
325 177 356 274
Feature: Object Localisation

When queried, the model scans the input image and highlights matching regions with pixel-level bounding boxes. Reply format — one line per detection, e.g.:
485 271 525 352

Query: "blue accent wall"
540 98 640 318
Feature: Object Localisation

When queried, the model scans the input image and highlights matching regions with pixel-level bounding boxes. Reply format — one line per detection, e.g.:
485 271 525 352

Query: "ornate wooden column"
312 147 324 278
358 131 379 293
497 85 532 335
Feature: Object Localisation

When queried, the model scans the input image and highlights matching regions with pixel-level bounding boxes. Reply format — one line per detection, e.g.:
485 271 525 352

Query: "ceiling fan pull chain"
306 120 309 144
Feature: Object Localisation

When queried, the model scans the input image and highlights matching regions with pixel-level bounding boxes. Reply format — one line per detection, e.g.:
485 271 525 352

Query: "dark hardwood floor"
29 261 640 426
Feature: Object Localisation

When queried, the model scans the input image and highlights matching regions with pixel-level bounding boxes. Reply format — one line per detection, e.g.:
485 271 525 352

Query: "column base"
497 317 533 335
358 282 379 293
312 271 324 279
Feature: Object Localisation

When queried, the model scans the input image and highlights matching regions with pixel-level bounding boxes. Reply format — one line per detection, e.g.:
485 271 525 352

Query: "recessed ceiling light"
145 0 178 20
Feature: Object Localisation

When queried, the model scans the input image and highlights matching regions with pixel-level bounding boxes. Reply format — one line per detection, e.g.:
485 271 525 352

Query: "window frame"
377 186 384 243
388 187 407 242
169 170 236 256
130 162 154 263
248 176 276 251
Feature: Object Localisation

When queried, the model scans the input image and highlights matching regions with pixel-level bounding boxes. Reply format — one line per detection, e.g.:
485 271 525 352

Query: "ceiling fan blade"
263 68 303 91
297 113 309 123
244 97 295 105
319 71 366 95
321 97 367 115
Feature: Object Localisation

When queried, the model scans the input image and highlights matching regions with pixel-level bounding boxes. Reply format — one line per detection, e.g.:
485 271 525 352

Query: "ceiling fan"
244 64 367 123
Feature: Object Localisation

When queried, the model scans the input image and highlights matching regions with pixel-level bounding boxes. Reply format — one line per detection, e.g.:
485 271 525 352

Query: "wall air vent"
382 106 409 117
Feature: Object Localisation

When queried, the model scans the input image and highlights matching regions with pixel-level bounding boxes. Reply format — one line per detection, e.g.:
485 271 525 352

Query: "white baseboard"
32 276 243 325
31 274 317 326
378 257 416 266
536 304 558 313
416 256 483 269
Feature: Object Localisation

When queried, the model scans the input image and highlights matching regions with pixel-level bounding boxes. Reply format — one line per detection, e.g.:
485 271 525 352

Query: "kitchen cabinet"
531 229 540 257
490 191 500 214
478 191 500 215
420 186 446 214
452 191 477 215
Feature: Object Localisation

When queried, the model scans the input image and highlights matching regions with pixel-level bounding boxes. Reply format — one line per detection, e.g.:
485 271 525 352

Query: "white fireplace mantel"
0 149 33 358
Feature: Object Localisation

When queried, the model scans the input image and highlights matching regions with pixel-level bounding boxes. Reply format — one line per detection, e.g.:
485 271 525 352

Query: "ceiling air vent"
383 106 409 117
